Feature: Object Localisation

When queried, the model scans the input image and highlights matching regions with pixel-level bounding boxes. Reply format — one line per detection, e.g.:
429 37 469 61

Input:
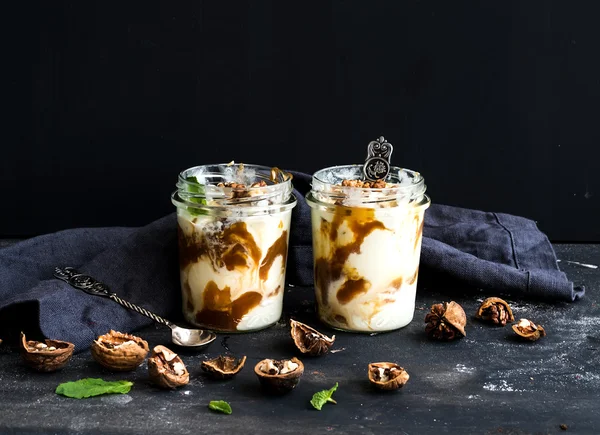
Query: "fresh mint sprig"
55 378 133 399
310 382 339 410
208 400 232 414
185 175 208 216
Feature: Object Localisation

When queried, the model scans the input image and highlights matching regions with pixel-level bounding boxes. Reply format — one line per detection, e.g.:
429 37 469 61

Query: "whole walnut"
424 301 466 340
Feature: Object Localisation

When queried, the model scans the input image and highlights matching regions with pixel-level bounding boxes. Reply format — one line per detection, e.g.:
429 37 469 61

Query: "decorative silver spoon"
53 267 216 349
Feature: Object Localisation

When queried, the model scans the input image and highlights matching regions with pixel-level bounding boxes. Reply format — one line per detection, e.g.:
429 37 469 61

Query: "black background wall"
5 1 600 241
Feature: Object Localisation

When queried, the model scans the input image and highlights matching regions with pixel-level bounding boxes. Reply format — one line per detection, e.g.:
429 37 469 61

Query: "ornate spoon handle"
53 267 173 328
363 136 393 181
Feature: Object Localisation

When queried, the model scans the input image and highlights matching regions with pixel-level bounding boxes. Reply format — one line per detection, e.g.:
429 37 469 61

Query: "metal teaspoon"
53 267 216 348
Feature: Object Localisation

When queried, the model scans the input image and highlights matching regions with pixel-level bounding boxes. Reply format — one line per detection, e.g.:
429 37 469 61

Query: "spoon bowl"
170 325 216 348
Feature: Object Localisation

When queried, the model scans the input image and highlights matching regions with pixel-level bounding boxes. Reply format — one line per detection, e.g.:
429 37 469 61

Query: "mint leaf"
55 378 133 399
310 382 338 410
185 176 208 216
208 400 232 414
185 176 207 203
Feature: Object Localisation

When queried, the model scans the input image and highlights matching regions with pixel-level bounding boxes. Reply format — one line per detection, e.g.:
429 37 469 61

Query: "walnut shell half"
368 362 410 390
91 330 149 371
476 297 515 326
512 318 546 341
20 332 74 372
201 355 247 379
254 357 304 394
148 345 189 389
290 319 335 356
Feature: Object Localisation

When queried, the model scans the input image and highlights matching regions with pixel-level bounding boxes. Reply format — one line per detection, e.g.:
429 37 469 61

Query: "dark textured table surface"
0 242 599 435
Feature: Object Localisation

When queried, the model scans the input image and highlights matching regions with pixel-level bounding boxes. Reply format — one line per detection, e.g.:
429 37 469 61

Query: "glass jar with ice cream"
305 137 430 332
172 163 297 333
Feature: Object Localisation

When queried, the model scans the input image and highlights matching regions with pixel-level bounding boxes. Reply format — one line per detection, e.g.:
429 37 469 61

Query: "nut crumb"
340 179 387 188
560 424 568 431
217 180 267 189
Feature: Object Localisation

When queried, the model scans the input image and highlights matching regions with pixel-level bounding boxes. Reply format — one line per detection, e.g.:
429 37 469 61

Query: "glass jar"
171 163 297 332
305 164 430 332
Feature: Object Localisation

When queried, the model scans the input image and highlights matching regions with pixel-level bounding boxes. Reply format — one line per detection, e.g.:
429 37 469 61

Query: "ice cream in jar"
172 163 297 332
305 137 430 332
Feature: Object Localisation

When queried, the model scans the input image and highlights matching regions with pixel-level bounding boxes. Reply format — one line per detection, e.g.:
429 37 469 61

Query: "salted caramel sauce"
406 266 419 286
267 285 282 298
195 280 263 331
182 219 290 331
414 214 424 251
259 230 288 281
389 276 404 290
221 222 262 269
178 224 207 269
178 220 263 273
221 244 251 270
182 280 194 312
337 278 371 304
334 314 348 325
315 206 387 305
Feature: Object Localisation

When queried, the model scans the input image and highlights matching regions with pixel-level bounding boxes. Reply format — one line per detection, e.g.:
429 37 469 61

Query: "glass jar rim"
310 164 427 206
179 163 292 186
172 163 296 214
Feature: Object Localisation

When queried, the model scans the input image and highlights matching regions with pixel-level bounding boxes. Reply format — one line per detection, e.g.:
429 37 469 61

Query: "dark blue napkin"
0 172 583 351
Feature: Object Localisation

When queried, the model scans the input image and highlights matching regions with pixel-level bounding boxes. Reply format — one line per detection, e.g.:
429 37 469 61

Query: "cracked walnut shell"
512 318 546 341
91 330 149 371
290 319 335 356
201 355 247 379
254 357 304 394
476 297 514 326
368 362 410 390
20 332 74 372
425 301 466 340
148 345 189 389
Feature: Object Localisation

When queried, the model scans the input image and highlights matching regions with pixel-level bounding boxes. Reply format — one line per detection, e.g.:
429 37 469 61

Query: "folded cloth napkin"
0 172 583 351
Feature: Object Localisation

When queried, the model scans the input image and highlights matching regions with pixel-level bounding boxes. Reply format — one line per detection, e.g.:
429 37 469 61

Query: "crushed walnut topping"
217 180 267 189
340 179 387 188
216 180 268 199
